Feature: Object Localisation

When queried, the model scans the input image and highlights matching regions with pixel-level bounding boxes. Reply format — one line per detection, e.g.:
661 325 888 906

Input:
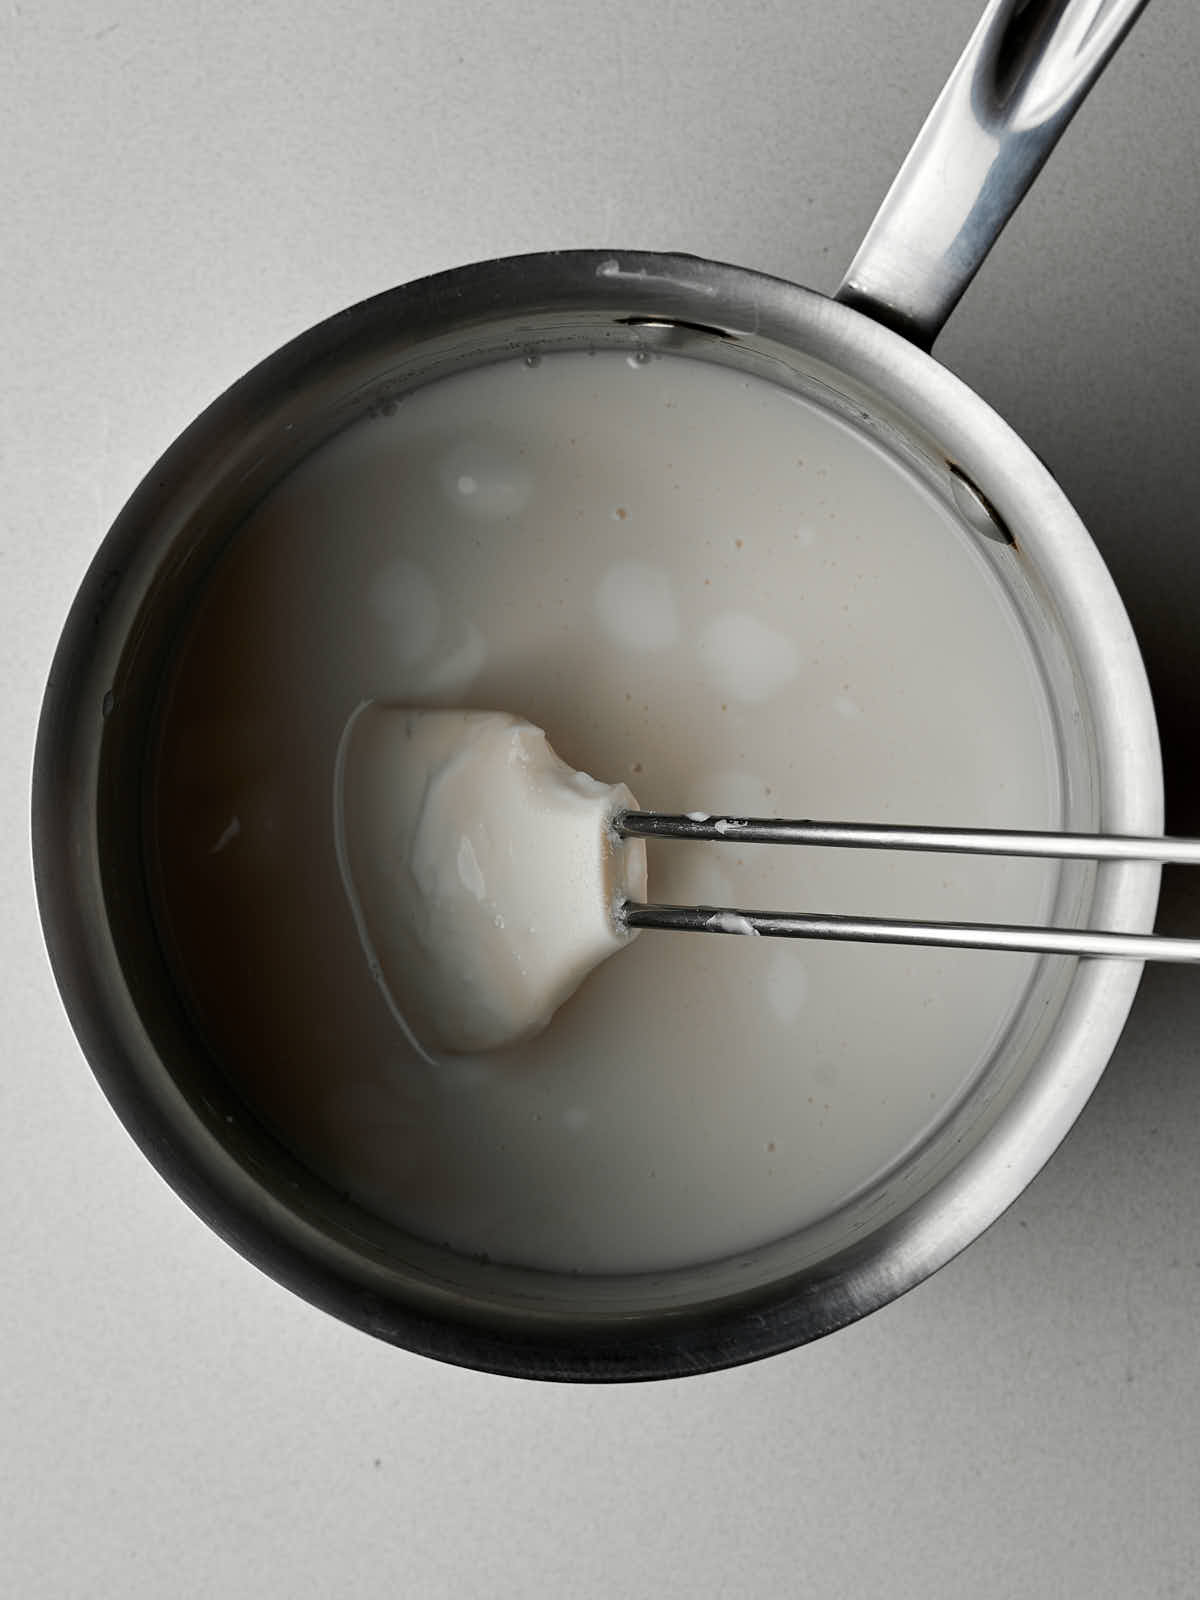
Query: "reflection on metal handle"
623 904 1200 963
835 0 1150 349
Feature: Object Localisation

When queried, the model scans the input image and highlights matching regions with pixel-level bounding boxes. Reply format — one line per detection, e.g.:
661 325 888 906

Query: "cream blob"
436 435 532 519
334 705 647 1054
706 911 760 936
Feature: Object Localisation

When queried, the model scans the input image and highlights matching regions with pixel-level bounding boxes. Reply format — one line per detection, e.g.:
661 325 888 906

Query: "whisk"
338 705 1196 1057
616 811 1200 962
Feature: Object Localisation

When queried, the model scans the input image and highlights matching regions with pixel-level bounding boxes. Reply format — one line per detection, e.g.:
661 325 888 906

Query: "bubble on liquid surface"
697 611 799 704
595 561 679 653
367 558 440 663
436 436 532 519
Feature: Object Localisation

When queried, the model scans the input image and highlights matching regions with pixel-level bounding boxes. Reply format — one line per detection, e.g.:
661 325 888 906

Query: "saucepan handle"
835 0 1150 350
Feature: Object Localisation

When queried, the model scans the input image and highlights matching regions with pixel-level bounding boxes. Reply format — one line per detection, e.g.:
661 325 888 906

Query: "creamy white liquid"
152 349 1061 1274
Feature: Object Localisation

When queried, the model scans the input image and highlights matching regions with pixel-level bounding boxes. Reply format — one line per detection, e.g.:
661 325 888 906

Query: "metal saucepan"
33 0 1159 1379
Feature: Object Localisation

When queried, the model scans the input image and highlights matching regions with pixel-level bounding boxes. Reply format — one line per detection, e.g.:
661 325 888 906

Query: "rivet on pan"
948 465 1014 545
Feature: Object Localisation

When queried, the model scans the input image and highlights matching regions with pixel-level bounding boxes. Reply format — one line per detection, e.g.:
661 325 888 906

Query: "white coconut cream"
151 348 1061 1274
334 705 646 1055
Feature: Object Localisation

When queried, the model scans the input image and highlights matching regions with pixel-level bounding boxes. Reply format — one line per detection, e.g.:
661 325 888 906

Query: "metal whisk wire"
613 812 1200 963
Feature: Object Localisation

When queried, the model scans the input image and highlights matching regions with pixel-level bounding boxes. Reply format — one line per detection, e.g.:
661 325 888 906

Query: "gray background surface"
4 1 1198 1594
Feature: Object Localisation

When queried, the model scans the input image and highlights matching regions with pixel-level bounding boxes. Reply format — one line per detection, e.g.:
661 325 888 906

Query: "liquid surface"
153 350 1060 1274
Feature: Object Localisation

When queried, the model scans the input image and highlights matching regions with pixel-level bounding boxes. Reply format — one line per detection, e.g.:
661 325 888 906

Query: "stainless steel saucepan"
33 0 1159 1379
